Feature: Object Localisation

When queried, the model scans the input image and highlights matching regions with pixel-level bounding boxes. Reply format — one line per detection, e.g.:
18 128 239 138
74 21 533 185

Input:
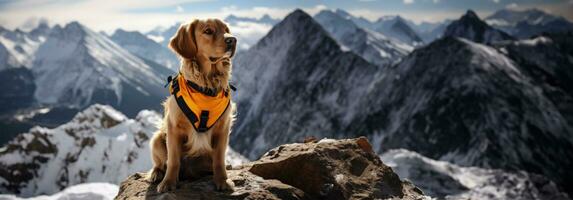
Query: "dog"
145 18 237 193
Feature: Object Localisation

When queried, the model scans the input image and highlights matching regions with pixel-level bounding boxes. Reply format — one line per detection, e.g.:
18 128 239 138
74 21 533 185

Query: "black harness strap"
167 74 233 133
198 111 209 132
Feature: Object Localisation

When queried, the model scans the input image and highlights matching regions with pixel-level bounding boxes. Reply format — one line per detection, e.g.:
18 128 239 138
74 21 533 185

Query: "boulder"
114 137 426 200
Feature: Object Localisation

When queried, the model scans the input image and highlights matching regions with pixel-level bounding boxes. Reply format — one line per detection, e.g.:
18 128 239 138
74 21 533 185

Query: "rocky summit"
114 138 427 200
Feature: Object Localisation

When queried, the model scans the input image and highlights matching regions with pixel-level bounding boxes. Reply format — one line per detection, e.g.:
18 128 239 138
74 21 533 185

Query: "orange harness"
169 74 231 132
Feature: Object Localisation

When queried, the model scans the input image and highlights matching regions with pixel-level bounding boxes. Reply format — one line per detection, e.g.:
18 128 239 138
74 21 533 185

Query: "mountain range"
314 9 412 66
486 8 573 38
1 7 573 199
444 10 514 43
231 9 573 196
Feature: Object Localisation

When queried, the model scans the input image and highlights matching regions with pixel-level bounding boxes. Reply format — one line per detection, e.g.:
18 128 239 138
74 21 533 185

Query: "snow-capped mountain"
0 21 51 70
0 104 248 197
444 10 513 43
372 16 424 46
231 9 380 158
314 10 412 66
319 9 424 47
32 21 171 117
231 8 573 194
348 36 573 195
485 8 573 38
382 149 571 200
110 29 179 71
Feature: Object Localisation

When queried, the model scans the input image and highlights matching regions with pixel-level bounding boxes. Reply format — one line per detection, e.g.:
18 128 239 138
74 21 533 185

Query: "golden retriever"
146 18 237 192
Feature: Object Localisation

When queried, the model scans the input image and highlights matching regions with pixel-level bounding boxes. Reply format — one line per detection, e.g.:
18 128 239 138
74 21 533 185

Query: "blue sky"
0 0 572 32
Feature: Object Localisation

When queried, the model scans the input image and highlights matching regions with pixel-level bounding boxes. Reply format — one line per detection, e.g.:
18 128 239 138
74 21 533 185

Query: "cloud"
403 0 415 4
175 5 184 13
492 0 500 4
505 3 518 9
433 0 440 3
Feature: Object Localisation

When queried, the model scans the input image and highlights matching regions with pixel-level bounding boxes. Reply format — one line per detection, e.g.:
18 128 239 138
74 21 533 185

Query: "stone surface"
114 138 426 200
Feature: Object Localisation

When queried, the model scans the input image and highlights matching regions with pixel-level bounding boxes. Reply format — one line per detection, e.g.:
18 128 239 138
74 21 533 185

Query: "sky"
0 0 572 33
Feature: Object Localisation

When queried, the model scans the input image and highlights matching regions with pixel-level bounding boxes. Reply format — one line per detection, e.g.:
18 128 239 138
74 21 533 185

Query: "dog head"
169 19 236 63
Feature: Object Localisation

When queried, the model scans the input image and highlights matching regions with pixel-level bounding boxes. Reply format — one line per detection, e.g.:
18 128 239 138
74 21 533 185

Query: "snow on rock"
0 183 118 200
381 149 571 200
444 10 513 44
314 10 412 66
0 104 248 197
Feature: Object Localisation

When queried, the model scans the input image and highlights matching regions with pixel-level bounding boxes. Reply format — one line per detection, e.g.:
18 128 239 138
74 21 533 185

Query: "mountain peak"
444 9 513 43
464 10 480 19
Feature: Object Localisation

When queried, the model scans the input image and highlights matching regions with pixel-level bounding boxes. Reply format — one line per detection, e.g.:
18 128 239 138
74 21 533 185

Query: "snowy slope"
0 104 248 197
444 10 513 43
0 21 50 70
32 21 170 117
231 9 380 158
382 149 571 200
110 29 179 71
314 10 412 66
0 183 118 200
485 8 573 38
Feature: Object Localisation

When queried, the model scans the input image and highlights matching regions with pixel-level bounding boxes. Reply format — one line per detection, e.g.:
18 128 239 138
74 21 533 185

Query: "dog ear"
169 20 198 60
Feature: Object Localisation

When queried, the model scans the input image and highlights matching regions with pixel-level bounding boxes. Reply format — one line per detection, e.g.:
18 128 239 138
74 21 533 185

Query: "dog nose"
225 37 236 46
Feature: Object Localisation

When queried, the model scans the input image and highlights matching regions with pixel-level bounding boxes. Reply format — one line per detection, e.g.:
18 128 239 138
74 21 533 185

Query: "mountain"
231 9 380 158
347 36 573 195
314 10 412 66
328 9 423 47
0 21 51 70
0 104 248 197
371 16 424 46
110 29 179 71
444 10 513 43
32 21 171 117
382 149 571 200
232 9 573 193
485 8 573 38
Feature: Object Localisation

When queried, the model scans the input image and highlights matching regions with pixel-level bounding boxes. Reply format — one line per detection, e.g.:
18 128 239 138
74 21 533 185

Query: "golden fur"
146 19 237 192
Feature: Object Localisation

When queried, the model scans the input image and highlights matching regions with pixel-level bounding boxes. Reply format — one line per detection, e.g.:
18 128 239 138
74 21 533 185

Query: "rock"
114 138 426 200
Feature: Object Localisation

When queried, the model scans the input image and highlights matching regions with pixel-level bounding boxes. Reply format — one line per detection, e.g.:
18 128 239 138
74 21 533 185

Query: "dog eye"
203 29 213 35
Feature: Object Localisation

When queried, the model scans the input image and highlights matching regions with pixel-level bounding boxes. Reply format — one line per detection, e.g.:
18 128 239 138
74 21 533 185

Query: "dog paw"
145 168 164 183
214 178 235 191
157 179 176 193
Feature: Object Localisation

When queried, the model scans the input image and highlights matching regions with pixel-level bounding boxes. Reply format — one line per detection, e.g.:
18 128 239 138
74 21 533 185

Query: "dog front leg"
157 128 181 192
212 129 234 191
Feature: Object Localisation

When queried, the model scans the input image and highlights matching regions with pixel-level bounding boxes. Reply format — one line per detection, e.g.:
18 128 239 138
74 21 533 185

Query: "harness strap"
198 111 209 132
